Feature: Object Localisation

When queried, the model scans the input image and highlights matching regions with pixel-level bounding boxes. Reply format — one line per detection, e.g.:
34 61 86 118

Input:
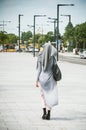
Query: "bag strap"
53 56 56 64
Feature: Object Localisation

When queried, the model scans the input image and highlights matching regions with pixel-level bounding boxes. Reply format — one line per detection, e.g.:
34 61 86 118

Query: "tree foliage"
63 21 86 50
0 31 8 45
74 22 86 48
7 33 18 44
0 22 86 51
31 31 54 47
64 22 74 42
0 32 18 45
45 31 54 42
21 31 32 42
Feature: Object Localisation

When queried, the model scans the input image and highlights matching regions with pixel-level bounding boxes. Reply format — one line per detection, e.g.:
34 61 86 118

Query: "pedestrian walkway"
0 52 86 130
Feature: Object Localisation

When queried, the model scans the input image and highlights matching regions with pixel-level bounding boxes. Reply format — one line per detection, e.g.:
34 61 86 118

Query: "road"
59 55 86 65
35 52 86 65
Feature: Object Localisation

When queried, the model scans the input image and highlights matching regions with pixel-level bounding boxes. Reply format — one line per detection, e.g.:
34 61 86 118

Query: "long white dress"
37 55 58 108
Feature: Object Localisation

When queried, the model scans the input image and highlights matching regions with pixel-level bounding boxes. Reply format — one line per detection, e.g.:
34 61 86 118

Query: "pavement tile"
0 53 86 130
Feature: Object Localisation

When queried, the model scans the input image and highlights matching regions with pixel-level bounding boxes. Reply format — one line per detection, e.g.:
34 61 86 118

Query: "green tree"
7 33 18 44
74 22 86 49
31 33 41 43
45 31 54 42
0 31 8 48
21 31 32 43
37 35 46 48
63 22 74 51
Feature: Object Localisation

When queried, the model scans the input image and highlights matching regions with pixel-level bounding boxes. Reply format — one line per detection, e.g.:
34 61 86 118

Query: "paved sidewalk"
59 52 80 58
0 52 86 130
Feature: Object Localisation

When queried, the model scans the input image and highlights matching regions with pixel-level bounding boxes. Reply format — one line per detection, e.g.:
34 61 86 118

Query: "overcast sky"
0 0 86 35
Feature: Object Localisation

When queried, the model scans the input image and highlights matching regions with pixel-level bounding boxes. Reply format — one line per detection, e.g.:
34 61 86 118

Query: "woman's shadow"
51 117 75 121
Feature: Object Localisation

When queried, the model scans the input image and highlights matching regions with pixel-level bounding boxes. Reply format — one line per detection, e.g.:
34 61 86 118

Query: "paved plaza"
0 52 86 130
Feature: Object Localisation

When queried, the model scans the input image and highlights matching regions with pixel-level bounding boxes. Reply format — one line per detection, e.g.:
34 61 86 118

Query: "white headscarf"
42 42 57 71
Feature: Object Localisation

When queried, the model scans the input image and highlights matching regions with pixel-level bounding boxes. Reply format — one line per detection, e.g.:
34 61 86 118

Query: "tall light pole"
18 14 23 51
33 15 46 57
36 24 49 45
48 17 57 42
57 4 74 61
61 14 71 23
41 24 49 44
27 24 34 34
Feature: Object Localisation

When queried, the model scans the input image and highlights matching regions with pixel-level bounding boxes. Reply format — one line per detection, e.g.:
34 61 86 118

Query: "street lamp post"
33 15 46 57
57 4 74 61
36 24 49 45
41 24 49 44
61 14 71 23
18 14 23 52
48 17 57 42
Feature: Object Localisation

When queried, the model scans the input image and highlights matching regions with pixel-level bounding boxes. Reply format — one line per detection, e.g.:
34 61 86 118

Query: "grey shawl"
36 42 58 108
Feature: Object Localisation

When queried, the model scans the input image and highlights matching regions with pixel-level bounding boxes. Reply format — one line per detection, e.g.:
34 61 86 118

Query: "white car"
79 50 86 59
34 48 39 52
29 46 39 52
29 46 33 52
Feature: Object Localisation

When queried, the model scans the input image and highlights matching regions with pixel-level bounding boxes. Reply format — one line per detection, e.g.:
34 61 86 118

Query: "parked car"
34 48 39 52
0 45 3 52
29 46 39 52
29 46 33 52
79 50 86 59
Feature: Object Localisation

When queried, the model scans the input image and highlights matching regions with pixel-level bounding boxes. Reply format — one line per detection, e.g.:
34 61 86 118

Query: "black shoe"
45 110 50 120
42 114 46 119
42 108 46 119
45 114 50 120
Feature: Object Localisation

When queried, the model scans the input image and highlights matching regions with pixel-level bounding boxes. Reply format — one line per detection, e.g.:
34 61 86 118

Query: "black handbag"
52 57 62 81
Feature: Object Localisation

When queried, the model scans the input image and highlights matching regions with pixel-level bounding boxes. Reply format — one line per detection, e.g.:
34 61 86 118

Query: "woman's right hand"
36 81 39 87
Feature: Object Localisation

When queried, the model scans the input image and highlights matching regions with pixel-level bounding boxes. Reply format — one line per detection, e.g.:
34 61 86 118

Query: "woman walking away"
36 42 58 120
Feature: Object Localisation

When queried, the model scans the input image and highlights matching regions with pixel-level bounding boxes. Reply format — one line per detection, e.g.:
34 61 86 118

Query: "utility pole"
33 15 46 57
18 14 23 51
57 4 74 61
0 20 11 32
48 17 57 42
61 14 71 23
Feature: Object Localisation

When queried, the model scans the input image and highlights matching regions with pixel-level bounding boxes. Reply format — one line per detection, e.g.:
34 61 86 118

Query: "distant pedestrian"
36 42 58 120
